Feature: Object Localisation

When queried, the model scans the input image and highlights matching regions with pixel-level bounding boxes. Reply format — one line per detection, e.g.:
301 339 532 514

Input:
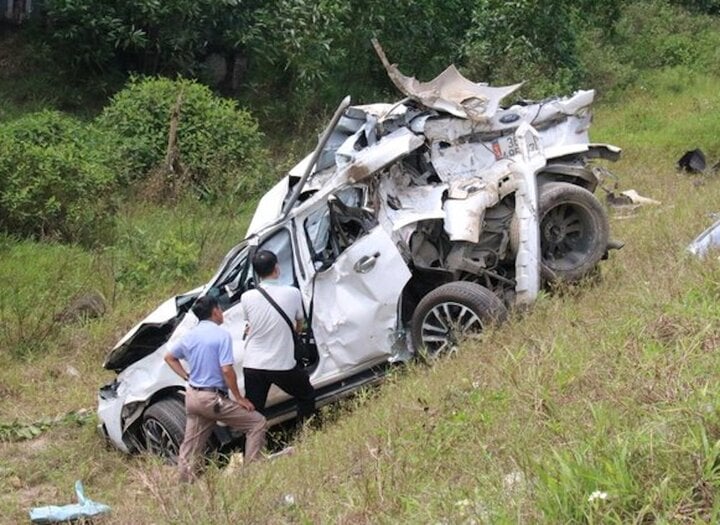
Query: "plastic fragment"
29 480 111 524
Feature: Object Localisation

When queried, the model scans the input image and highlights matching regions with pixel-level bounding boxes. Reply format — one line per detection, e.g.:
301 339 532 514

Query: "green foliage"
461 0 584 98
244 0 476 119
611 1 720 71
0 410 93 442
37 0 252 76
97 77 271 199
113 227 199 291
576 0 720 97
673 0 720 13
0 111 120 245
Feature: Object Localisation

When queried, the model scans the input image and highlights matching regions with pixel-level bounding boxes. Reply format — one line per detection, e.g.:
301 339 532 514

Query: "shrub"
0 111 121 245
97 77 272 200
611 1 720 71
113 226 199 291
460 0 584 99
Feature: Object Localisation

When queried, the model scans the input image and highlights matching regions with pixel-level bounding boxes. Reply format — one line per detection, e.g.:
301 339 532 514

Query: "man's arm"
164 353 189 382
221 365 254 411
294 288 304 333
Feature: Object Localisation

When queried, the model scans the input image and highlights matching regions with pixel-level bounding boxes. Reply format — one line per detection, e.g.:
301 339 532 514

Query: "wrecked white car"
98 57 621 459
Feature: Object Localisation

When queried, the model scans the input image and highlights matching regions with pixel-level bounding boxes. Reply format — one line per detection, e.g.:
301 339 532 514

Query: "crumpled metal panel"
376 165 447 233
311 226 411 376
509 123 546 305
246 176 290 236
443 179 500 243
421 89 594 144
430 141 501 182
374 45 521 122
688 217 720 257
336 127 424 184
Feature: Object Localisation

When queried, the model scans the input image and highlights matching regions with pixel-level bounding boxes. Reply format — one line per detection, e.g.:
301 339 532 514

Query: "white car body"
98 63 620 455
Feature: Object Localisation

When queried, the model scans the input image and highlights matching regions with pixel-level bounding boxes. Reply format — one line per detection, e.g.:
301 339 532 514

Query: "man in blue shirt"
165 295 267 482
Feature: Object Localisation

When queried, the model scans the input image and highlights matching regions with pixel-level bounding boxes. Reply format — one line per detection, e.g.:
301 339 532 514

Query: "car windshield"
212 242 249 291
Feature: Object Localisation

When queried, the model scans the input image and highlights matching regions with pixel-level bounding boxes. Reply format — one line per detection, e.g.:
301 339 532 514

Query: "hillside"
1 66 720 522
4 3 720 521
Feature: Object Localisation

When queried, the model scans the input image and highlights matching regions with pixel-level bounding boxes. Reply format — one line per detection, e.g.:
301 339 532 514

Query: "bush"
611 1 720 71
97 77 272 201
113 226 199 292
0 111 121 245
460 0 584 99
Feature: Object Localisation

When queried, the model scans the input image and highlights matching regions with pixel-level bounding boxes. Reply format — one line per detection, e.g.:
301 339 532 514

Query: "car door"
303 194 411 383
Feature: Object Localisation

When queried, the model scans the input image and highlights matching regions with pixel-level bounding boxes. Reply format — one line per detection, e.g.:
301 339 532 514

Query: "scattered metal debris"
677 149 706 173
607 189 661 208
688 217 720 257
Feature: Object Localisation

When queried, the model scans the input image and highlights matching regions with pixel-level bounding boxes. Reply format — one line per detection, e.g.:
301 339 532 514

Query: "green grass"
3 67 720 523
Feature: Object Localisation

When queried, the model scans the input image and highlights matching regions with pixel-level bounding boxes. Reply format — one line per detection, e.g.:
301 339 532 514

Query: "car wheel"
410 282 508 355
538 182 609 283
142 397 185 463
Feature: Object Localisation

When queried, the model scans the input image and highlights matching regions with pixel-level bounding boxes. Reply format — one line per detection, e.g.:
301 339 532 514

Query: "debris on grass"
29 480 111 524
688 217 720 257
606 189 661 209
677 149 706 173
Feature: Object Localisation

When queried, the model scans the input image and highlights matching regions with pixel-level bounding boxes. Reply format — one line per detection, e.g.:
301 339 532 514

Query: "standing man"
164 295 267 482
240 250 315 424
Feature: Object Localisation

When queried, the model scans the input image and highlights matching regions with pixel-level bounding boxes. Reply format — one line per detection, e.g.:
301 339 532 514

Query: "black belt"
189 385 228 396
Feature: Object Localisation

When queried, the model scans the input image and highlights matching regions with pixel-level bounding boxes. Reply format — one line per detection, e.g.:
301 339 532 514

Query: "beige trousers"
178 388 267 482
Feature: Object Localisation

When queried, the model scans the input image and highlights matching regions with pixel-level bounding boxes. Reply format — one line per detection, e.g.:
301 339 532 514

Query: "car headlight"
99 379 120 400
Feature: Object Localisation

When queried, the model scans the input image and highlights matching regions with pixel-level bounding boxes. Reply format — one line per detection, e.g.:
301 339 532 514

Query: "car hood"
103 287 203 372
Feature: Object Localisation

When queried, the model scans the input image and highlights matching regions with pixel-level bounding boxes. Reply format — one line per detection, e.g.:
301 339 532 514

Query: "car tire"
410 282 508 355
142 397 186 464
538 182 609 283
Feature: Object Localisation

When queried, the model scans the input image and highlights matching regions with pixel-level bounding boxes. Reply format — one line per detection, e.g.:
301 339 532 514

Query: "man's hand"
236 397 255 411
221 364 256 410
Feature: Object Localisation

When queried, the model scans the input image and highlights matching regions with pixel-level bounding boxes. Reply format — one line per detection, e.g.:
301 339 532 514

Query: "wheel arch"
121 386 186 452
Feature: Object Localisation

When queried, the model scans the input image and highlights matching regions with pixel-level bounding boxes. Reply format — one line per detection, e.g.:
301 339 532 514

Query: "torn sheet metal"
336 127 424 184
607 189 661 208
510 123 545 305
443 179 499 243
422 89 594 146
372 39 522 123
688 217 720 257
376 164 447 233
247 176 290 236
430 138 519 184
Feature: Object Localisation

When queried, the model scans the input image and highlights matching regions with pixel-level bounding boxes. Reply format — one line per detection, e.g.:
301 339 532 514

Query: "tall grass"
2 67 720 522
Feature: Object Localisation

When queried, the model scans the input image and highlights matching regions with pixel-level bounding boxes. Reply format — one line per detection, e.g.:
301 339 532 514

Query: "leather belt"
189 385 228 396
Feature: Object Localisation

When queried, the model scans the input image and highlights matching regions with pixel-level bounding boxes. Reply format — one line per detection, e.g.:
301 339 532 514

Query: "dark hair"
192 295 220 321
252 250 277 279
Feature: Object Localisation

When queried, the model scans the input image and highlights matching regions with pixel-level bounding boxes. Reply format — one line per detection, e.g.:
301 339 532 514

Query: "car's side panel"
311 225 411 379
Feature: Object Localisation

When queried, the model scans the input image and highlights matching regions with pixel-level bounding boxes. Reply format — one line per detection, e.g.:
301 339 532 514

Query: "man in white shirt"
240 250 315 423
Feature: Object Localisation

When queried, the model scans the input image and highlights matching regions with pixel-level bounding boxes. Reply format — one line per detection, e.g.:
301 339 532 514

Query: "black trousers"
243 367 315 422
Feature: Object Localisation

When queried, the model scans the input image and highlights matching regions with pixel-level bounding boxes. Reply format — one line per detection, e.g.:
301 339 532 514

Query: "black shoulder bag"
255 286 317 367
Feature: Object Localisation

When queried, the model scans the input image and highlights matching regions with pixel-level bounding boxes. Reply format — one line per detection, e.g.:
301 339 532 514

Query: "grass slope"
2 67 720 523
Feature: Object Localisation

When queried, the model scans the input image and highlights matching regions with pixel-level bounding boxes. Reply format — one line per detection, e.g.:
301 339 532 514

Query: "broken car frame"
98 45 622 459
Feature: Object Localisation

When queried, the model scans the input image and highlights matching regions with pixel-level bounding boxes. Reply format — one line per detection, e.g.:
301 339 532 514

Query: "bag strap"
255 285 295 336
